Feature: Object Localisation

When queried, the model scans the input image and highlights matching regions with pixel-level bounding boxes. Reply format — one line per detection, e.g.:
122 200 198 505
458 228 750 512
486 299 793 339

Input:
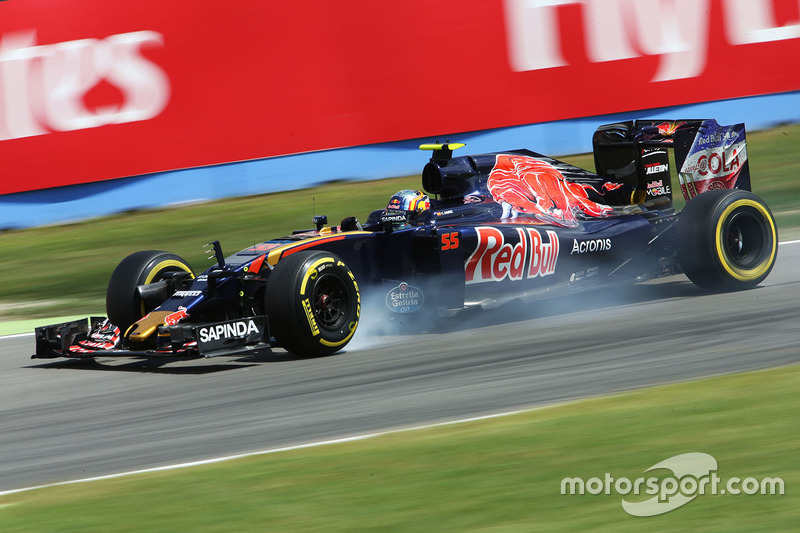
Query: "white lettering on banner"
504 0 709 81
0 30 170 141
724 0 800 44
504 0 800 82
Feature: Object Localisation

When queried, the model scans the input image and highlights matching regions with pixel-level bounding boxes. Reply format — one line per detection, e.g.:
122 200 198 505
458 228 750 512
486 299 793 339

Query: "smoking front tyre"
34 117 781 364
265 251 361 357
677 189 778 291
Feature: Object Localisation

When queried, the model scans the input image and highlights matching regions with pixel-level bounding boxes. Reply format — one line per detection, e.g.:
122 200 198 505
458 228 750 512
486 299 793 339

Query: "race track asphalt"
1 242 798 493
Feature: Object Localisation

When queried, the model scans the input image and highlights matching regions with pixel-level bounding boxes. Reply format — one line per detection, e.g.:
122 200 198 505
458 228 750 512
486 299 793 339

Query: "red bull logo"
164 306 190 326
465 226 559 284
646 179 671 196
656 121 686 137
487 154 613 227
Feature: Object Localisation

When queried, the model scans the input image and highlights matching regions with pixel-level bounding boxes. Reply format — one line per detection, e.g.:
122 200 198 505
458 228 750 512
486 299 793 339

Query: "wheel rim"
139 261 194 317
312 273 350 330
723 209 768 270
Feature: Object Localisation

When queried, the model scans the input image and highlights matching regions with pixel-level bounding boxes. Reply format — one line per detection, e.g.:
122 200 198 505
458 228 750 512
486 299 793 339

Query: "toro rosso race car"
35 119 778 360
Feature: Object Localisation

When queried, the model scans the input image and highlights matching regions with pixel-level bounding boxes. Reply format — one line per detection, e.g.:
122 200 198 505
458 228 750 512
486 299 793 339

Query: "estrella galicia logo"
385 282 424 313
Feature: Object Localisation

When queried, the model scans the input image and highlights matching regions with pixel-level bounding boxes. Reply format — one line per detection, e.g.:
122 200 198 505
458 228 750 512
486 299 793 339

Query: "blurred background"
2 0 800 319
2 0 800 229
0 4 797 528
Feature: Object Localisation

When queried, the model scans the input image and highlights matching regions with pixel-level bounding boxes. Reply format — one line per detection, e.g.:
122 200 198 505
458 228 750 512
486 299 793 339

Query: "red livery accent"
69 345 96 353
656 121 687 138
678 129 748 198
164 306 189 326
441 232 459 250
601 182 625 192
465 226 559 284
280 235 347 258
697 151 741 177
76 340 116 350
247 254 267 274
524 228 560 279
487 155 614 227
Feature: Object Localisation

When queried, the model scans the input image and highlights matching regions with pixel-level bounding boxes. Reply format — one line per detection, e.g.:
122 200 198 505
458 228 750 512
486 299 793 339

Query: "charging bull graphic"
487 154 614 227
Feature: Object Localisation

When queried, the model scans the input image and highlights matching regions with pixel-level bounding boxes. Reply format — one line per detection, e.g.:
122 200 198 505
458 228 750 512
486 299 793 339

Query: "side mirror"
340 216 362 232
313 215 328 231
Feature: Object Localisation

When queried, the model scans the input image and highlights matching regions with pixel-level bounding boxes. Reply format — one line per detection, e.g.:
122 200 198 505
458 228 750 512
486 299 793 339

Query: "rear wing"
592 119 751 203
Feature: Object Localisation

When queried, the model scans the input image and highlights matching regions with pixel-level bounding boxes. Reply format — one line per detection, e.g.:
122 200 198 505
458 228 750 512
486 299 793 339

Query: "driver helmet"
385 189 430 226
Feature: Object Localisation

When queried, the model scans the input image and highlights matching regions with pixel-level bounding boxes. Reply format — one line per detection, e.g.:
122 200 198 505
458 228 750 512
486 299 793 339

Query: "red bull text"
465 226 559 284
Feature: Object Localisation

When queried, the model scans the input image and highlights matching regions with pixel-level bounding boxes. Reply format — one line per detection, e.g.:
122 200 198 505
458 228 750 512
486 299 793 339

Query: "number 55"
441 232 459 250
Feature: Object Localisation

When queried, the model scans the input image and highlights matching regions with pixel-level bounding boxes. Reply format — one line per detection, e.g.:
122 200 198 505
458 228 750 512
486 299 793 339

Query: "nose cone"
126 310 171 342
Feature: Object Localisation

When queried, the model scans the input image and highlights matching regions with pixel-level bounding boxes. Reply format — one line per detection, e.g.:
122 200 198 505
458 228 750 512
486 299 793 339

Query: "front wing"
33 316 270 359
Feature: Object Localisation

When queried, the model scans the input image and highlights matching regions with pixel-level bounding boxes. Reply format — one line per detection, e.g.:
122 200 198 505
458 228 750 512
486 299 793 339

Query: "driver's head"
386 189 430 226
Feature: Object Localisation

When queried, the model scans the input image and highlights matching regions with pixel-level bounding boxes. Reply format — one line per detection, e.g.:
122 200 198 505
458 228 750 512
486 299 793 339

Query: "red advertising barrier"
2 0 800 195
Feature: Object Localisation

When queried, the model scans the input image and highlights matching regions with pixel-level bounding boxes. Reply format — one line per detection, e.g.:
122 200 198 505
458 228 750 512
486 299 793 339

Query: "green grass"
1 364 797 532
1 124 799 320
0 176 421 318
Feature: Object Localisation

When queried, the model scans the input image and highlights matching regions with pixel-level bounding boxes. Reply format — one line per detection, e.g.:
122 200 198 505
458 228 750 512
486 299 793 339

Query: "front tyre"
106 250 195 331
677 189 777 291
265 251 360 356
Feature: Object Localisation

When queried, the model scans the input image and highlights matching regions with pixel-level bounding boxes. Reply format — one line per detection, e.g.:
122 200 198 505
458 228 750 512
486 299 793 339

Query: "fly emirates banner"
1 0 799 194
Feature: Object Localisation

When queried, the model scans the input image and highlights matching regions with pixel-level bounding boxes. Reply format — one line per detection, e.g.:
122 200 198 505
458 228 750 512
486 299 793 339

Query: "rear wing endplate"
592 119 751 202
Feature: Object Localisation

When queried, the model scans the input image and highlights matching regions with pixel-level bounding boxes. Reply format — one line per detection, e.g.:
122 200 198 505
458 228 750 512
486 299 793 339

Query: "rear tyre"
265 251 360 356
677 189 777 291
106 251 195 331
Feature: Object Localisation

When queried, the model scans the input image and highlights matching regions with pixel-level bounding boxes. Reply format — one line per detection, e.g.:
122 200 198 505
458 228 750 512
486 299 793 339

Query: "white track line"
0 407 537 497
0 332 34 340
5 359 795 496
1 241 799 495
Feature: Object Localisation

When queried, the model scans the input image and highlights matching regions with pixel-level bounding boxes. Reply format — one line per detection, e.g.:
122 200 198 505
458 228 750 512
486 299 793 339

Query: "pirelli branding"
465 227 559 284
302 298 321 336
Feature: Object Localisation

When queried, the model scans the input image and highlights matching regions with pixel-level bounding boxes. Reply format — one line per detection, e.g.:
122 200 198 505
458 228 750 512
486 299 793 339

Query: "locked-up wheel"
265 251 360 356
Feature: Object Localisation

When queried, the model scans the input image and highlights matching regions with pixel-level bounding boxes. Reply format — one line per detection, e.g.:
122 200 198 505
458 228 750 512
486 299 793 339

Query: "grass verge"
1 124 799 320
0 364 797 532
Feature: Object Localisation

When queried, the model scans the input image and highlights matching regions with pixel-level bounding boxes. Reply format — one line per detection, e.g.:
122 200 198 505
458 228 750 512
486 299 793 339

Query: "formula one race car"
34 119 778 360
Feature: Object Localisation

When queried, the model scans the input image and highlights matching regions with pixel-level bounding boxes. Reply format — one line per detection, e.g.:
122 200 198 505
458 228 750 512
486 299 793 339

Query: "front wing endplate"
33 316 269 359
